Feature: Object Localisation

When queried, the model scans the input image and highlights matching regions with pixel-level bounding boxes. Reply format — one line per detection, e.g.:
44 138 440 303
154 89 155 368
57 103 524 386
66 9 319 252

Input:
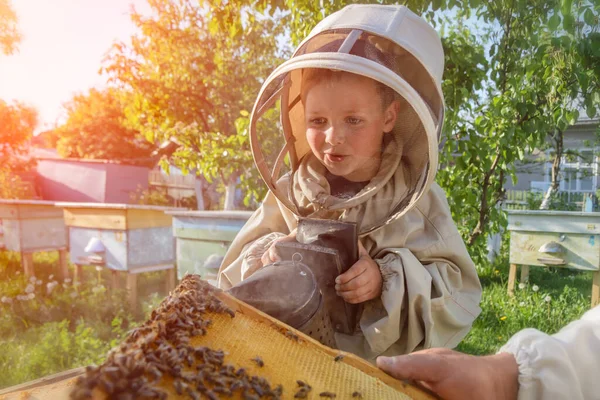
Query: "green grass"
457 258 591 355
0 251 166 389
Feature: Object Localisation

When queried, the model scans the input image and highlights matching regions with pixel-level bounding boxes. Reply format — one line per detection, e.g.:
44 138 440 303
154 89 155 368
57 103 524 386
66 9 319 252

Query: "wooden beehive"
59 203 183 272
0 199 67 253
507 210 600 307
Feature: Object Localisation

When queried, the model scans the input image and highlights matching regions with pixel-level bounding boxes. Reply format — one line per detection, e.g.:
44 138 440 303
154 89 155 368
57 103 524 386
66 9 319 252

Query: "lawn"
0 246 592 389
458 252 590 355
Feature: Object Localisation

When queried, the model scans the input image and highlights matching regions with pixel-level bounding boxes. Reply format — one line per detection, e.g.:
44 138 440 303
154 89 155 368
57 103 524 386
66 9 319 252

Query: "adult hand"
376 348 519 400
335 241 382 304
260 229 297 266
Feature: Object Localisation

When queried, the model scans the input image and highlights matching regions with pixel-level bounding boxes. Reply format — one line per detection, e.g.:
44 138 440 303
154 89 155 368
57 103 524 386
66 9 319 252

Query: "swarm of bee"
70 275 283 400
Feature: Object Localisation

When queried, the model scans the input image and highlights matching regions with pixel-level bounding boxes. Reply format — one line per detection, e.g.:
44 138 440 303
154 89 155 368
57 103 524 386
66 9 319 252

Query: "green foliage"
55 88 156 161
0 167 31 199
0 99 38 170
0 0 20 55
129 185 173 207
0 320 113 387
0 256 167 389
103 0 290 208
129 184 198 208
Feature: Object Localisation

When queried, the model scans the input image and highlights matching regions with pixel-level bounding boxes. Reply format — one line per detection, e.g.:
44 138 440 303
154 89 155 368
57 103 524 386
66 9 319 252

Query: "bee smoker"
227 218 359 348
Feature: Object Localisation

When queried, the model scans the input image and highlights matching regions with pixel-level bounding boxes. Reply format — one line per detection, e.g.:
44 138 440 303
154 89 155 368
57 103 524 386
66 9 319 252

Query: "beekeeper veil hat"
249 4 445 235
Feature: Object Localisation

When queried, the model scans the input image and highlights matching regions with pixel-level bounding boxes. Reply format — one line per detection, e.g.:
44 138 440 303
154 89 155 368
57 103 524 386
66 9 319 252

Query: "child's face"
303 73 398 182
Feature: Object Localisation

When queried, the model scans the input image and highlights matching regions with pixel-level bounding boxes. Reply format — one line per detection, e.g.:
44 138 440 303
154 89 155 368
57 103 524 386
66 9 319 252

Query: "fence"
148 170 197 200
503 190 593 211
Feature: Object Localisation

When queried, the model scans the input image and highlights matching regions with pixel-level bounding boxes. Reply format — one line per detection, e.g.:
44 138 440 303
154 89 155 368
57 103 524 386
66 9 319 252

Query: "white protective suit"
499 305 600 400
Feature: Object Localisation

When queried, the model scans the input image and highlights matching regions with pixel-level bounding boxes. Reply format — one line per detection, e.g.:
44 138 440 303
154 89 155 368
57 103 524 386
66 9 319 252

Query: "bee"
352 391 363 398
295 386 311 398
230 380 248 392
334 354 345 362
272 384 283 397
251 356 265 367
296 380 312 390
174 379 188 395
252 383 265 396
186 388 201 400
320 392 337 398
285 329 300 341
243 392 260 400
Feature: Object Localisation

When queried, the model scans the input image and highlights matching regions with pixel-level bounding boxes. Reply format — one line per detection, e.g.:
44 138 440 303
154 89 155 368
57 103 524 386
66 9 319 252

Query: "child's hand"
335 241 382 304
261 229 297 266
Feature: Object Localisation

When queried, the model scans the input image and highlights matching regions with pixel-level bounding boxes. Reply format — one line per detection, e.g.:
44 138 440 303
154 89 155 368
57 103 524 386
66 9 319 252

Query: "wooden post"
507 264 518 296
520 265 530 284
592 270 600 308
166 267 176 293
111 270 119 290
127 273 138 316
22 252 35 277
58 249 69 281
74 264 84 284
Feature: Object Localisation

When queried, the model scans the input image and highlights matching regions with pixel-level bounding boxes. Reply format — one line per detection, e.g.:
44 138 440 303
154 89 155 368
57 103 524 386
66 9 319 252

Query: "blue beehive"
167 211 252 285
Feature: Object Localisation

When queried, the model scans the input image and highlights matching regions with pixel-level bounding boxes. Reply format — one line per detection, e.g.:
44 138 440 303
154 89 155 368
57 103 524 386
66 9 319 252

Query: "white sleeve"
498 305 600 400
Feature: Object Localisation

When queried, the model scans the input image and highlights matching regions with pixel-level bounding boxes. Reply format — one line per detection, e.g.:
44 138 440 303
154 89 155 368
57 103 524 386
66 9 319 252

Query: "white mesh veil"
249 5 445 235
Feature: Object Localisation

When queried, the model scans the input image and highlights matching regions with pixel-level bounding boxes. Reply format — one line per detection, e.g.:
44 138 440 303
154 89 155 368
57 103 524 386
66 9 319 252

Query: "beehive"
67 275 433 400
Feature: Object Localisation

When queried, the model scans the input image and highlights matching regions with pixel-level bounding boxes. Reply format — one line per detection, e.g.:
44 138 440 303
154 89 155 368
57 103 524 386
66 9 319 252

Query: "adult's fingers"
376 350 454 383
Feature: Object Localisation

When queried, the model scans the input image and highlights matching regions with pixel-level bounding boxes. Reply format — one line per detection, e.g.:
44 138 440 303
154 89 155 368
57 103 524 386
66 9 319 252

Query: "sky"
0 0 152 134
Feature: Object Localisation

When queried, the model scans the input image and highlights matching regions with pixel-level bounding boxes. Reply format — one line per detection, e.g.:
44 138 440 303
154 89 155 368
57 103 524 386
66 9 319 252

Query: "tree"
0 99 37 199
54 88 156 162
0 99 37 168
103 0 289 209
0 0 20 55
539 1 600 209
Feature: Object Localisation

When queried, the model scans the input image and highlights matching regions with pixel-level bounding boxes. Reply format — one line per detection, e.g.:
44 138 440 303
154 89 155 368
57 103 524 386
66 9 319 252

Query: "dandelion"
545 295 551 303
518 283 526 290
28 293 35 300
494 269 500 275
497 336 503 340
532 285 539 292
92 285 106 294
500 316 507 321
25 284 35 294
519 301 526 307
36 279 42 286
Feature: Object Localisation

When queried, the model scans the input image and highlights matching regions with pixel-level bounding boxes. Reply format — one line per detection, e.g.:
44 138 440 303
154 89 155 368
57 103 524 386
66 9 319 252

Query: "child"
217 4 482 362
